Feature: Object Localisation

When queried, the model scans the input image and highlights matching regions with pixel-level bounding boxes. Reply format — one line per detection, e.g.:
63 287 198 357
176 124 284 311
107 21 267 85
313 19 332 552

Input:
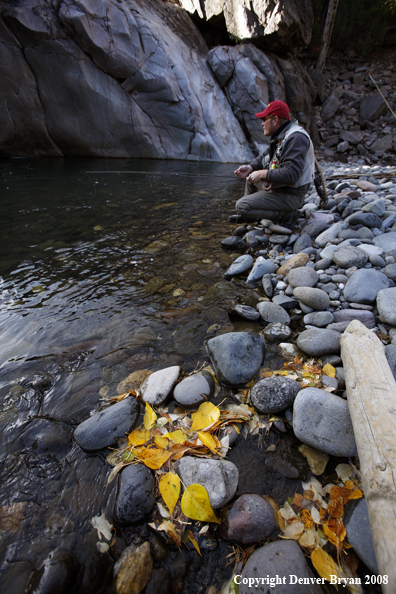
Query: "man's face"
261 115 279 137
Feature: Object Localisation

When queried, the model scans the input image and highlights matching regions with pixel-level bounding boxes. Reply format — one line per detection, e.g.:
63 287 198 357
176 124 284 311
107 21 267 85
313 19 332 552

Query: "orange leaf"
329 486 350 504
347 488 363 500
293 493 303 509
304 489 314 501
327 496 344 519
169 444 192 461
137 445 172 469
300 509 314 530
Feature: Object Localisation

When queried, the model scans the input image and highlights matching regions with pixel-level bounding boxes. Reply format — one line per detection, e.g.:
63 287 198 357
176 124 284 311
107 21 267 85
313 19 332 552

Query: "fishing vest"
262 122 315 188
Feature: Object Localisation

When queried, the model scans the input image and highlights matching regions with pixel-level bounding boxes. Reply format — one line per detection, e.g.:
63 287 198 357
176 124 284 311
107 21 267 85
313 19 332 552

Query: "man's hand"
234 165 253 178
247 169 268 183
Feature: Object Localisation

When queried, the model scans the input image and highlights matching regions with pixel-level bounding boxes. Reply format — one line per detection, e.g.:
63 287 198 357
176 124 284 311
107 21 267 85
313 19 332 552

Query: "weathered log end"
341 320 396 588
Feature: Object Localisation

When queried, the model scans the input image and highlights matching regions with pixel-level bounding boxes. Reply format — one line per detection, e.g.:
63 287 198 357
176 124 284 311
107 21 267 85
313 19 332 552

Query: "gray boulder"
333 246 368 269
115 464 155 525
343 269 390 304
288 266 318 288
74 398 139 452
251 376 300 413
293 286 330 310
333 308 376 329
297 328 341 356
206 332 266 387
173 371 214 409
344 499 378 574
176 457 238 509
377 287 396 326
293 388 357 457
257 302 290 324
241 540 324 594
373 232 396 252
141 366 181 406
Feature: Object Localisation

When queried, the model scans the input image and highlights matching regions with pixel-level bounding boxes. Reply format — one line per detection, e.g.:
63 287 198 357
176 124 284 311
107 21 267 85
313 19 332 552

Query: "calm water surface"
0 157 266 593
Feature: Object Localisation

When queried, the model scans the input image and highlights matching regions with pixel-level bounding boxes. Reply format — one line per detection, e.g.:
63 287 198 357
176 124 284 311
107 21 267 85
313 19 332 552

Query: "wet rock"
74 398 140 452
377 287 396 326
221 236 247 250
206 332 266 387
243 230 268 248
219 494 275 545
344 499 378 574
297 328 340 356
293 286 330 310
176 457 238 509
257 301 290 325
173 371 214 409
277 253 309 275
141 366 181 406
145 568 171 594
246 257 278 283
229 304 260 321
298 444 329 476
303 311 334 327
293 388 357 457
223 254 253 279
251 376 300 414
343 269 390 304
18 418 71 458
114 541 153 594
333 246 368 269
115 465 155 525
288 266 318 288
262 322 292 343
241 540 324 594
26 549 80 594
272 295 299 310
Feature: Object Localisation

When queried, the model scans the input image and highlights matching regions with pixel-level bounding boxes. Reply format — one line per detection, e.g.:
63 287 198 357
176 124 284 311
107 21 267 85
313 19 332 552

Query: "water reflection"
0 157 254 593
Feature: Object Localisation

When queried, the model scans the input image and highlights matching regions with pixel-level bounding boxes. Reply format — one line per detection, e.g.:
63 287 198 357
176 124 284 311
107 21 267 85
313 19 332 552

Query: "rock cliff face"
179 0 313 50
0 0 252 161
0 0 317 161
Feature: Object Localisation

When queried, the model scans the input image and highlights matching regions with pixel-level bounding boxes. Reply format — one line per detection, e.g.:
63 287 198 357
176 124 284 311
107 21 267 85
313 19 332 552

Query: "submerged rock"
114 541 153 594
223 254 253 279
74 398 139 452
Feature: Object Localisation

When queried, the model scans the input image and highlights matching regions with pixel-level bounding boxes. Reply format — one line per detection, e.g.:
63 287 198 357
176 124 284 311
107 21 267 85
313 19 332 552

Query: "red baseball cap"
256 100 291 120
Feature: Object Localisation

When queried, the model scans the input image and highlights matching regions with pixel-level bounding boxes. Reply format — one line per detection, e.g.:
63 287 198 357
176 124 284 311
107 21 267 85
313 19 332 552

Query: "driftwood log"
340 320 396 590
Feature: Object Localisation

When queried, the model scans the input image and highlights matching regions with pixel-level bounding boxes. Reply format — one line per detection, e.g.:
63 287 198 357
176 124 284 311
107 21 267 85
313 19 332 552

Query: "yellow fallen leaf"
190 402 220 432
181 484 220 523
144 402 157 430
346 488 363 500
300 509 314 530
188 530 202 556
311 547 338 582
154 435 170 449
128 425 151 447
197 431 220 455
273 370 289 376
164 429 188 444
159 472 181 516
322 363 336 378
277 510 286 531
149 520 182 546
137 445 172 469
322 524 341 547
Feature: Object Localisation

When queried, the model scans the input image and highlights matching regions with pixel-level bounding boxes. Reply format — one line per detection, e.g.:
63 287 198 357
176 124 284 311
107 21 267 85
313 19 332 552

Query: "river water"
1 157 283 593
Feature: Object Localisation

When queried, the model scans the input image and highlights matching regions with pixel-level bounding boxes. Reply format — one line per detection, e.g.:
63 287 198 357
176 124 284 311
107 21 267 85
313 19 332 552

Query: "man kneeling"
233 100 315 225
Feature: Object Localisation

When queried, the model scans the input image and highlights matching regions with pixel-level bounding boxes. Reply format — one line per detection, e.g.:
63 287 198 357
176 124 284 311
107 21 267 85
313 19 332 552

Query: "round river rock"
219 494 275 545
251 376 301 414
115 464 155 525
